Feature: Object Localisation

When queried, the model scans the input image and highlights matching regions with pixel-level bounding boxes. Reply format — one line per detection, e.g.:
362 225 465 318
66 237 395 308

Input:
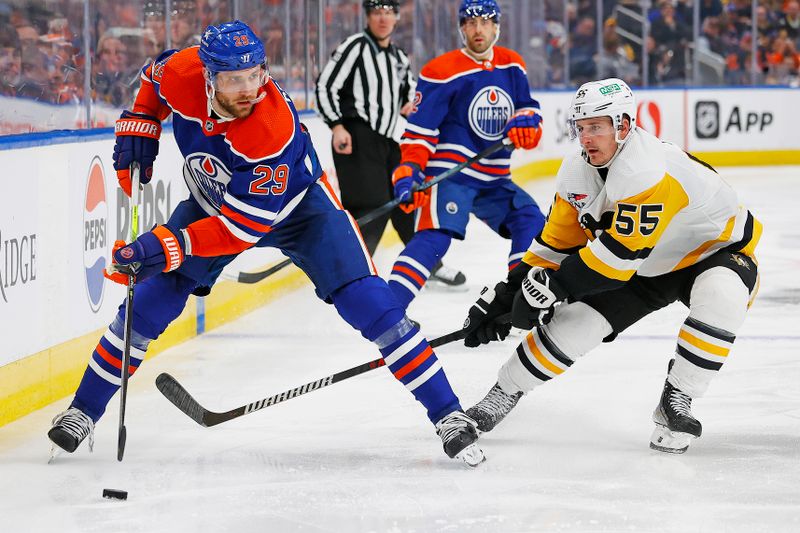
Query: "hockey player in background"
463 78 761 454
47 21 484 466
316 0 467 289
386 0 546 308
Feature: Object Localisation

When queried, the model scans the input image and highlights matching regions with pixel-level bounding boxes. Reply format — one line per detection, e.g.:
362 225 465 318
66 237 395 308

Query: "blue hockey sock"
71 273 196 422
389 229 451 308
331 276 461 424
71 316 149 422
504 205 545 270
377 321 461 423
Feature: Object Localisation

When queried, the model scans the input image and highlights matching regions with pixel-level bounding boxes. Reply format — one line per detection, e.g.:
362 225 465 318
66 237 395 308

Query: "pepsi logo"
637 101 662 138
83 156 107 313
468 86 514 141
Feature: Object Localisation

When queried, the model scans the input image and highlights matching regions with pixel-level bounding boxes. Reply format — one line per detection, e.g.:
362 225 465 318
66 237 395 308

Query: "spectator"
650 0 690 84
170 0 201 49
0 22 21 96
597 18 639 83
697 16 725 56
94 33 131 107
700 0 724 21
569 16 597 84
777 0 800 42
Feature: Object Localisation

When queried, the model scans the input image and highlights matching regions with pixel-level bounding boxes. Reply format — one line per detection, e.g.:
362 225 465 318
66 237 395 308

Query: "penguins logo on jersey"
184 153 232 211
468 86 514 140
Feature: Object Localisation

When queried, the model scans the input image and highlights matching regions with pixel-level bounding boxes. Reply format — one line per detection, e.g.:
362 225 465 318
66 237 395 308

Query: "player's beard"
214 91 258 119
465 29 496 56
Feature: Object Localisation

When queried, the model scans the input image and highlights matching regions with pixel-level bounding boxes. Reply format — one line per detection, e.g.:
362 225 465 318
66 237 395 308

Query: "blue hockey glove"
503 109 543 150
392 162 429 214
104 226 188 284
113 111 162 196
511 267 569 329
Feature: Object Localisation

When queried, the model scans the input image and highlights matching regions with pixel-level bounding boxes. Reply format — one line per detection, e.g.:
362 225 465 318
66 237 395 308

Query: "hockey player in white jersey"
462 78 761 453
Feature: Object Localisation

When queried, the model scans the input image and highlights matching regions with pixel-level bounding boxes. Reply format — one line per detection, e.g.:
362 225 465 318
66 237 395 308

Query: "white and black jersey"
316 29 415 138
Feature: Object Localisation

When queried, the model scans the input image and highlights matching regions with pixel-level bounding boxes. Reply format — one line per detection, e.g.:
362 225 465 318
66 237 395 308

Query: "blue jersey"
400 47 540 189
134 47 321 257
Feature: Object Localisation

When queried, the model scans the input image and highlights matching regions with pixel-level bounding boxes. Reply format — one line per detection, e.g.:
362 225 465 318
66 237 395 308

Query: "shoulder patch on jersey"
225 80 296 162
157 47 208 121
420 50 482 83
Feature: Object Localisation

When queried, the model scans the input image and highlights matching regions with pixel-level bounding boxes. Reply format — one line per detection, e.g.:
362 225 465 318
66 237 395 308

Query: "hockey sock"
71 273 197 422
378 320 461 423
502 205 545 270
71 315 149 422
332 276 461 423
389 229 451 308
670 267 749 397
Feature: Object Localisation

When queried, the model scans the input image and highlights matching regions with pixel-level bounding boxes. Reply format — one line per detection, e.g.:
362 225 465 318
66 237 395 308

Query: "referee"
316 0 465 287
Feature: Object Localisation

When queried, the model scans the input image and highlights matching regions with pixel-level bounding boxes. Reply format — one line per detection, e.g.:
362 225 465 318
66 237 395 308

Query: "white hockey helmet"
568 78 637 167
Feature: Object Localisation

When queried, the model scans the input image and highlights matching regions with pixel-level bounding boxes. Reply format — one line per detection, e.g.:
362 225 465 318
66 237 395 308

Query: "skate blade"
48 444 65 464
455 443 486 467
649 424 694 454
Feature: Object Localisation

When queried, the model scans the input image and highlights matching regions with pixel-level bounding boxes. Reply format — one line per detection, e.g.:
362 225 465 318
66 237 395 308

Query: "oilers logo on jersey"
468 86 513 140
184 153 232 211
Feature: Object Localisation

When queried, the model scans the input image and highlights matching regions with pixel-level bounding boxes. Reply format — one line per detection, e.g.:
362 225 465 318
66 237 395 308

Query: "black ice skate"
466 382 523 433
48 407 95 457
435 410 484 467
650 379 702 454
428 264 468 292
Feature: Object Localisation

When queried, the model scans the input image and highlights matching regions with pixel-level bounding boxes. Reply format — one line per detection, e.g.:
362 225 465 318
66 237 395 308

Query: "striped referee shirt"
316 29 415 138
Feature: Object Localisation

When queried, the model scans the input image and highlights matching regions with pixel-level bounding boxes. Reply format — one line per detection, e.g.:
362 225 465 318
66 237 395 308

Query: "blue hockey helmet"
199 20 266 73
458 0 501 25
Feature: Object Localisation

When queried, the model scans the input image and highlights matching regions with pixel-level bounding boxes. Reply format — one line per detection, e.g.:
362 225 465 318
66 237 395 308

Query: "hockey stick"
224 138 513 284
117 162 141 461
155 314 510 428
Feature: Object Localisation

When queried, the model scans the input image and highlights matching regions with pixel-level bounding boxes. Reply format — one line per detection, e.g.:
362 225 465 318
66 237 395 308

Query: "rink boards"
1 87 798 427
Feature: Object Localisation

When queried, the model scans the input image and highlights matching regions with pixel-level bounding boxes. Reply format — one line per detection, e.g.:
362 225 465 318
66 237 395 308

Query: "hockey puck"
102 489 128 501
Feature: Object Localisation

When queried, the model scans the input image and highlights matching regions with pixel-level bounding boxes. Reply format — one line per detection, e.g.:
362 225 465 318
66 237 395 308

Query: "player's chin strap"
584 126 636 169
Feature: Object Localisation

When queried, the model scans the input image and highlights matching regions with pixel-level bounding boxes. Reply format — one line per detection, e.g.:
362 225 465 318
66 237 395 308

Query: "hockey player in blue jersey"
387 0 546 317
47 21 484 466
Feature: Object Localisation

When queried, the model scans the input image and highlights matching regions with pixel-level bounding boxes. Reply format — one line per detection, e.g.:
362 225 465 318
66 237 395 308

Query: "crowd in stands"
0 0 798 133
546 0 800 87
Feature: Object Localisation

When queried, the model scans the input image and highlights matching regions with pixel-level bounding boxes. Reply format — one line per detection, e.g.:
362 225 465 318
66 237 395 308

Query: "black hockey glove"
511 267 569 330
463 263 531 348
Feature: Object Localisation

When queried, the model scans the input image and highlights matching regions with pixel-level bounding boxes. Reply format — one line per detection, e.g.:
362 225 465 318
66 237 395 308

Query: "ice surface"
1 167 798 532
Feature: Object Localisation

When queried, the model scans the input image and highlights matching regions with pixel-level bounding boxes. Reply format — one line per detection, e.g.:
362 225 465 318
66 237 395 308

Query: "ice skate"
427 264 469 292
48 407 95 457
435 410 484 467
466 382 523 433
650 378 702 454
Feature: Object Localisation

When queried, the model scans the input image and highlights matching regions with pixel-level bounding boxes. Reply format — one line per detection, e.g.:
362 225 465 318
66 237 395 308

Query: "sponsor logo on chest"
468 86 514 140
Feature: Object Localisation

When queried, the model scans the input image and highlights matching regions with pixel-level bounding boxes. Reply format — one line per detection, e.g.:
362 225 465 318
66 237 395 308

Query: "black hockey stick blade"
117 425 126 461
235 258 293 284
154 320 485 428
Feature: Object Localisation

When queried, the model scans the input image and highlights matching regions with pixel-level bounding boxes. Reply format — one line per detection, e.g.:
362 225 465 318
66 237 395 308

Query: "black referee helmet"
363 0 399 13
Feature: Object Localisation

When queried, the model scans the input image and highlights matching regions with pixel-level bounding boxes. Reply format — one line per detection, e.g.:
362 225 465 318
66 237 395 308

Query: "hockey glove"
511 267 569 330
113 111 162 196
103 225 189 285
463 282 516 347
392 162 430 214
503 109 543 150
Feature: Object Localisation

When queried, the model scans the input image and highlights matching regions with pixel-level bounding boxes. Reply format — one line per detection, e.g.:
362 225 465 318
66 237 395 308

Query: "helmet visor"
568 118 617 141
208 63 269 94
